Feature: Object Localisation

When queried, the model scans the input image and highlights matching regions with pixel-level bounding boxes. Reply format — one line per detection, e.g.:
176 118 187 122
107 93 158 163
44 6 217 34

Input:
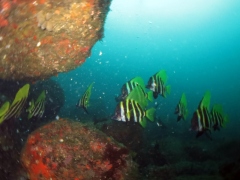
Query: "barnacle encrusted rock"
0 0 112 81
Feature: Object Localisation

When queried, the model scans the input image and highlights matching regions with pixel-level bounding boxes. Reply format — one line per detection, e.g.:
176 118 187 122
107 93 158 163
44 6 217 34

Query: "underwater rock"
21 118 139 180
0 0 112 81
101 121 146 152
146 165 175 180
219 158 240 180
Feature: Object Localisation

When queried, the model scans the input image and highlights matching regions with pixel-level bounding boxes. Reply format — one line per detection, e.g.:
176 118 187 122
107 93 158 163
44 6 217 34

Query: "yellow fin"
0 102 10 124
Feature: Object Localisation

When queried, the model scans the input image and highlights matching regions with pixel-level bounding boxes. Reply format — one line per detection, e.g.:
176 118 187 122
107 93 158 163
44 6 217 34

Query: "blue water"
53 0 240 137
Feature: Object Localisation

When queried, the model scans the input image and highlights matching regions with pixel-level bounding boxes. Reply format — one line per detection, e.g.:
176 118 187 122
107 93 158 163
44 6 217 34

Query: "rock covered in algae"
21 118 139 180
0 0 112 81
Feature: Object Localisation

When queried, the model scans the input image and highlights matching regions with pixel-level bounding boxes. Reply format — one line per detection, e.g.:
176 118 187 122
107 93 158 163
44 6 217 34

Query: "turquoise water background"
54 0 240 138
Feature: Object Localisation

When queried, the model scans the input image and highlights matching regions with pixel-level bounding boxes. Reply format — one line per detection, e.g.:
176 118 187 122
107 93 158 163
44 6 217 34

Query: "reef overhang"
0 0 112 81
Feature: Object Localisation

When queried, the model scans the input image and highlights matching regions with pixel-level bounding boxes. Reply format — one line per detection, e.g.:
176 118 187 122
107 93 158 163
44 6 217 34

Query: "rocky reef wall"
0 0 112 81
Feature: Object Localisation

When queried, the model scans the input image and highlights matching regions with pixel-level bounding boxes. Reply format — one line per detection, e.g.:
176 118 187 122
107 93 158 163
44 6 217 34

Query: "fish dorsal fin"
200 91 211 110
36 90 46 104
156 70 167 84
86 82 94 94
130 76 145 88
83 82 94 106
180 93 188 119
212 104 229 127
0 101 10 117
180 93 187 108
126 85 146 108
223 114 229 127
11 84 30 106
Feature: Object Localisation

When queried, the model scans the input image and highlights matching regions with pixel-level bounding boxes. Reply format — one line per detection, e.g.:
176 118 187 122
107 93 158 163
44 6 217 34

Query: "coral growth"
21 118 139 179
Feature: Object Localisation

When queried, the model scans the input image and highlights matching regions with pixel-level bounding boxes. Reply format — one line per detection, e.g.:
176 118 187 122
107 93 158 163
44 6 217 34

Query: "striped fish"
27 90 46 119
211 104 229 131
112 98 155 128
76 82 94 114
1 84 30 123
175 93 188 121
191 91 212 139
116 77 153 107
146 70 171 99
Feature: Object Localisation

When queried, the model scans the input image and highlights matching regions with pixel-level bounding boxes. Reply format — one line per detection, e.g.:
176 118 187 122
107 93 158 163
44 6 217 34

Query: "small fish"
175 93 188 121
0 84 30 124
27 90 46 119
191 91 212 139
146 70 171 99
76 82 94 114
116 77 153 107
211 104 229 131
112 98 156 128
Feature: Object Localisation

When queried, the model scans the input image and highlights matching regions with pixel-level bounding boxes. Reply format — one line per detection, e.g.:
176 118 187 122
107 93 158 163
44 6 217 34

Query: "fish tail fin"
222 114 229 127
147 91 154 102
146 107 156 122
163 85 171 97
0 101 10 124
140 117 147 128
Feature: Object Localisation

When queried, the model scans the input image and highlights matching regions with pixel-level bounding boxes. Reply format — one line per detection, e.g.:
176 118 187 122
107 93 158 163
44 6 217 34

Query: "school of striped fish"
0 69 229 140
0 84 46 124
77 69 229 139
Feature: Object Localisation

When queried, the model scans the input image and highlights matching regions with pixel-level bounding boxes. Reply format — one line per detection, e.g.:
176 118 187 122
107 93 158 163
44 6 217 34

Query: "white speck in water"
59 139 64 142
36 41 41 47
99 51 102 56
32 1 38 5
0 36 3 41
55 115 59 120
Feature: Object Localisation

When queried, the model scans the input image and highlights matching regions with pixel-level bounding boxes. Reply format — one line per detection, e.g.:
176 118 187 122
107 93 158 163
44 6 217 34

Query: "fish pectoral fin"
83 107 89 114
177 116 182 122
196 131 204 138
146 108 156 122
139 117 147 128
147 91 154 102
